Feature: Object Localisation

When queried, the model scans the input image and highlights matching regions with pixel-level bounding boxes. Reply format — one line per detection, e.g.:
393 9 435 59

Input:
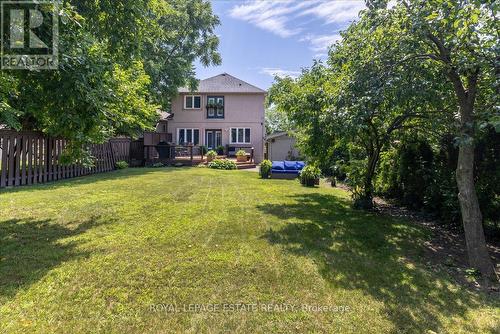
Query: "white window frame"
230 127 251 144
177 128 200 145
184 95 201 110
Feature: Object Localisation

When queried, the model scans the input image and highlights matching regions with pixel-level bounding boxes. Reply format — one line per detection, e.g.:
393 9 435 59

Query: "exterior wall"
268 135 300 161
155 120 168 133
168 93 266 162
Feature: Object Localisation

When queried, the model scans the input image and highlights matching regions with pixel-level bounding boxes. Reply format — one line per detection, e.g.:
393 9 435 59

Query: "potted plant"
236 149 248 162
206 150 217 162
216 145 225 155
300 165 321 187
260 160 272 179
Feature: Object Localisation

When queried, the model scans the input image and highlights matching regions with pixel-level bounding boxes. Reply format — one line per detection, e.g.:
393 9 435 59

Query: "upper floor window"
184 95 201 109
207 96 224 119
230 128 251 144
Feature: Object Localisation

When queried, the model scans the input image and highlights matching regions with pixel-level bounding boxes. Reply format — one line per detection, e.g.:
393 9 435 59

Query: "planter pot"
261 172 270 179
237 155 247 163
305 178 317 187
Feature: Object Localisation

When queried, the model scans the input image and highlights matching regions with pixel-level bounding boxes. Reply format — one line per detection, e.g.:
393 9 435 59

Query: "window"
230 128 251 144
177 128 200 145
184 95 201 109
207 96 224 119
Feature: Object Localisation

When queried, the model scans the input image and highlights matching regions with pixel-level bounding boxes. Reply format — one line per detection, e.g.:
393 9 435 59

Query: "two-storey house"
167 73 266 163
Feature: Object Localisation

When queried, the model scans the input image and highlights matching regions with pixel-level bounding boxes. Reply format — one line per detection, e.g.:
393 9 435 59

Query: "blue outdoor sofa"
271 161 306 179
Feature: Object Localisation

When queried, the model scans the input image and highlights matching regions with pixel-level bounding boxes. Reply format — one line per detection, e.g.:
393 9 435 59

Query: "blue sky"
195 0 368 90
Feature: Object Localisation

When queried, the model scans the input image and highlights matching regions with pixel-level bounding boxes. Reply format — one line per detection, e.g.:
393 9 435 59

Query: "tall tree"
395 0 498 281
1 0 221 162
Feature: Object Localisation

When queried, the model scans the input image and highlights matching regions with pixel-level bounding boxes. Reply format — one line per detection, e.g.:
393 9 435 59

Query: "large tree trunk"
424 30 497 282
455 108 498 282
355 146 381 210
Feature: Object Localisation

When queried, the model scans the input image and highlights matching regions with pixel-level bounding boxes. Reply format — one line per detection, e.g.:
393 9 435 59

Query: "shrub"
115 161 129 169
260 160 272 178
236 149 247 157
206 150 217 159
300 165 321 187
199 145 208 155
208 159 237 170
216 145 225 155
151 162 165 168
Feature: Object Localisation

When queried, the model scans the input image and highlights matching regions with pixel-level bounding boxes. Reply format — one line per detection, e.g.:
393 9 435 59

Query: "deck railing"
144 144 205 165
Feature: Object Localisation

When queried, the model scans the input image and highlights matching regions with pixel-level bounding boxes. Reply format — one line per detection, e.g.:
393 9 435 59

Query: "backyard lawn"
0 168 498 333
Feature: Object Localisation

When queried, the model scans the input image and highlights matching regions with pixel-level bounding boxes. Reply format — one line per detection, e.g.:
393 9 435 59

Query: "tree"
265 104 293 135
71 0 222 107
394 0 498 282
269 10 450 208
269 0 498 281
1 0 221 162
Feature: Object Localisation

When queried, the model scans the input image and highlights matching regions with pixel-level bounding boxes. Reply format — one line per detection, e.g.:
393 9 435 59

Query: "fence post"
190 144 194 165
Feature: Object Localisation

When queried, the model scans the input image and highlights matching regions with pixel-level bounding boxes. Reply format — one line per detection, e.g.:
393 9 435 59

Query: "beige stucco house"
166 73 266 162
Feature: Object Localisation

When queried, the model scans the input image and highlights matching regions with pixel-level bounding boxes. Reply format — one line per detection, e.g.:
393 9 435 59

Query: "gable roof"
265 131 296 141
178 73 266 94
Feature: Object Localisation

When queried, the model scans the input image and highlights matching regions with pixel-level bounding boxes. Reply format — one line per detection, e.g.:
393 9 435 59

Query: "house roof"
265 131 295 141
157 110 172 121
178 73 266 94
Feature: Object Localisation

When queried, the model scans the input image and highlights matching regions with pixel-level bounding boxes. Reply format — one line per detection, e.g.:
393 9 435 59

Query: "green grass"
0 168 498 333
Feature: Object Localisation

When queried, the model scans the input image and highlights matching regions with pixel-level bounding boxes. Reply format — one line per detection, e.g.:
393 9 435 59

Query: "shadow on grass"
0 167 180 195
0 217 103 302
257 193 495 333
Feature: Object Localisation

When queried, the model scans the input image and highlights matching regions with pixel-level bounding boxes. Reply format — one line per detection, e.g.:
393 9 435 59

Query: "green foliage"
216 145 225 155
268 0 497 224
199 146 208 155
236 149 247 157
208 159 237 170
264 104 293 134
374 130 499 227
206 150 217 158
115 161 129 169
2 0 221 162
151 162 165 168
300 165 321 187
259 160 272 178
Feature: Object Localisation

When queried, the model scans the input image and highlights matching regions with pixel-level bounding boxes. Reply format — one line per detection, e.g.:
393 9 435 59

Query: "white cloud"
260 67 301 79
228 1 363 61
228 0 314 37
300 1 366 24
301 33 342 53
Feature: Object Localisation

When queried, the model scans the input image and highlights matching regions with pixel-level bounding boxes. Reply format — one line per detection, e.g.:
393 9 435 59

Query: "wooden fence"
0 130 131 188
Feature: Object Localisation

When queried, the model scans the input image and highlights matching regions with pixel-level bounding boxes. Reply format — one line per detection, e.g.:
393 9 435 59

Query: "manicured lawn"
0 168 498 333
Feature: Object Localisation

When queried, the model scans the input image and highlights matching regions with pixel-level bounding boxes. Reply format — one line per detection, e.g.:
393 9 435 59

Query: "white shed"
265 131 301 161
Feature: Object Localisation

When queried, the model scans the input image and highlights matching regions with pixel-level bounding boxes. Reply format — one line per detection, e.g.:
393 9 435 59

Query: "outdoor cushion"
272 170 300 174
284 161 298 170
272 161 285 171
295 161 305 170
